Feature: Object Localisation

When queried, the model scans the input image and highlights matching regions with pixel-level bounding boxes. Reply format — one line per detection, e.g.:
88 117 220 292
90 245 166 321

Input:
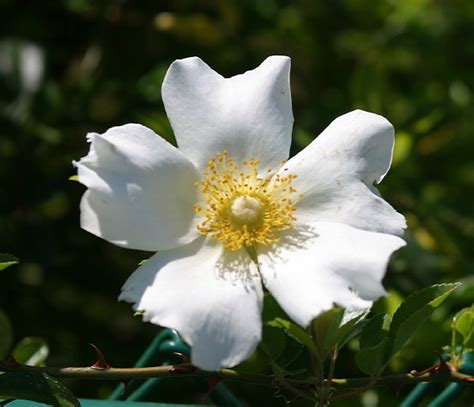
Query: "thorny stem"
1 362 473 400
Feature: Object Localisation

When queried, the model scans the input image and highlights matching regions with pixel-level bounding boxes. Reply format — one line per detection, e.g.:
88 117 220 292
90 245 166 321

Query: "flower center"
193 151 302 251
229 196 263 226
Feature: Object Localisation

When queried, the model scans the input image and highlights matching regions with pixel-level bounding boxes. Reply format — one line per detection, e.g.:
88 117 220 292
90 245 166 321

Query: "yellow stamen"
193 152 301 251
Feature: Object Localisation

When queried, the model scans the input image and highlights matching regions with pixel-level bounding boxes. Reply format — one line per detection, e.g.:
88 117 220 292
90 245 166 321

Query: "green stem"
0 363 473 395
325 349 337 395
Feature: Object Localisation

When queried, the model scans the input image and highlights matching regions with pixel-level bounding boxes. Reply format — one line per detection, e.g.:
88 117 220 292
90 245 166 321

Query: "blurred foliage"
1 0 473 405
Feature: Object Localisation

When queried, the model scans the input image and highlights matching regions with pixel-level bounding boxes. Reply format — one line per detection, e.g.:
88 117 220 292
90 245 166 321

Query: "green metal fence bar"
400 382 433 407
108 330 186 400
108 329 243 406
427 383 463 407
1 329 241 406
109 330 185 401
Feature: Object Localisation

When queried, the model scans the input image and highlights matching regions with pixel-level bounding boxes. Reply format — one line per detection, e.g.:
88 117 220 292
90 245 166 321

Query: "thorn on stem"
168 364 196 374
89 343 110 370
410 352 453 377
434 352 453 374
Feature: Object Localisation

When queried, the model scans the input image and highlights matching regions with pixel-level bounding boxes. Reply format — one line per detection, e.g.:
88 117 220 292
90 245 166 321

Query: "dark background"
1 0 473 405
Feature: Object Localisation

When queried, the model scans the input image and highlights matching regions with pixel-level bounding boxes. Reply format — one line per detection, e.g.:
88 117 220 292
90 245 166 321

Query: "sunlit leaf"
333 313 368 350
0 254 18 271
355 285 459 376
389 283 460 355
12 337 49 366
453 306 474 348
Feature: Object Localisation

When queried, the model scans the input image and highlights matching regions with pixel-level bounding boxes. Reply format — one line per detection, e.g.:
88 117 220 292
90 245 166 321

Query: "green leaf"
268 317 318 355
310 308 344 359
262 293 288 324
0 254 19 271
259 325 286 361
334 313 368 349
233 347 268 374
275 331 304 370
12 337 49 366
0 372 79 407
263 294 317 358
453 306 474 348
356 284 459 377
310 308 369 362
389 283 460 355
356 337 392 376
68 175 79 182
355 314 392 376
359 314 391 349
0 309 13 359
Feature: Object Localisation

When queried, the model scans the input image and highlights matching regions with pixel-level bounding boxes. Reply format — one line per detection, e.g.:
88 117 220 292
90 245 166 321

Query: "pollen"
193 151 302 251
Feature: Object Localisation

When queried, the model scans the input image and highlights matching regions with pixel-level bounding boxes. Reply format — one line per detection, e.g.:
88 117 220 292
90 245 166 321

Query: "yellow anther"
193 152 301 251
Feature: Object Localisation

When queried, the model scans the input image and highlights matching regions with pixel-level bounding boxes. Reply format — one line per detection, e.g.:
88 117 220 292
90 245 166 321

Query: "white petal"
285 110 406 236
258 222 405 328
75 124 200 251
119 238 263 371
162 56 293 171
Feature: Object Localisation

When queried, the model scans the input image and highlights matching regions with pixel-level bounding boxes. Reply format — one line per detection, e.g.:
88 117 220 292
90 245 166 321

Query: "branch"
0 362 473 391
331 371 474 388
0 363 282 386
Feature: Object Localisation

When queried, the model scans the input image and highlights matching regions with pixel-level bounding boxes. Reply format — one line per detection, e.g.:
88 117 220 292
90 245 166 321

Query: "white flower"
74 56 406 371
